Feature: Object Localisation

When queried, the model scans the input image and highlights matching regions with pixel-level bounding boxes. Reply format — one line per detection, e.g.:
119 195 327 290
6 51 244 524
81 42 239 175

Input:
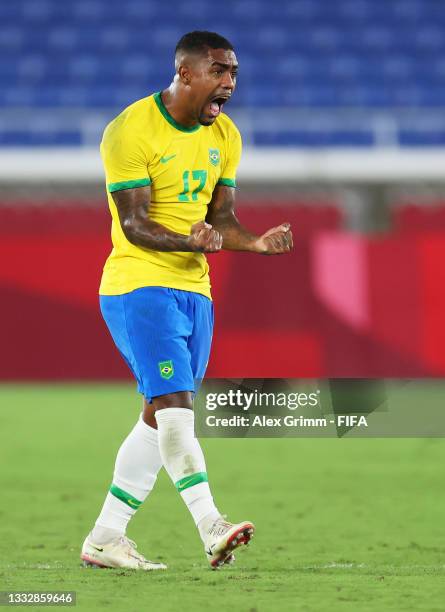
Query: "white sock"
155 408 220 540
91 415 162 544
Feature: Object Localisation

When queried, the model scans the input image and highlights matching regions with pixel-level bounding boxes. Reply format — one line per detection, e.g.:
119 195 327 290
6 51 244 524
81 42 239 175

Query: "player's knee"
152 391 193 411
142 399 158 428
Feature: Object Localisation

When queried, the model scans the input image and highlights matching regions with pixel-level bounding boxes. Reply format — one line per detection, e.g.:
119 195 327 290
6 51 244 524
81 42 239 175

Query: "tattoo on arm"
112 186 192 252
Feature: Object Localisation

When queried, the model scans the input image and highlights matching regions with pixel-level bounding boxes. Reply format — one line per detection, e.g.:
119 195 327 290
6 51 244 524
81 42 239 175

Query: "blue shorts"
100 287 214 402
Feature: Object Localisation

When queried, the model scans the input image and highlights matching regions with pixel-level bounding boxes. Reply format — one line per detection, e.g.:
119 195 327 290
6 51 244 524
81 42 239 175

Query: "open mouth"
207 95 231 118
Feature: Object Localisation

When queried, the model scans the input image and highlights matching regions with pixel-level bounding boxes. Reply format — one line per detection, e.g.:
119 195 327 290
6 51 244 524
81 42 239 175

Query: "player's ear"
178 64 192 86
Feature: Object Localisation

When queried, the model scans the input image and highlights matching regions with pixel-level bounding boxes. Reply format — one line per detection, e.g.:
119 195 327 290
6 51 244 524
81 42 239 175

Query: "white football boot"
81 534 167 570
203 517 255 569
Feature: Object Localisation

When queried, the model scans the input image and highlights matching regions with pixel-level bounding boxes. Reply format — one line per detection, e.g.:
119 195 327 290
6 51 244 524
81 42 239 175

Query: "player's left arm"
206 184 293 255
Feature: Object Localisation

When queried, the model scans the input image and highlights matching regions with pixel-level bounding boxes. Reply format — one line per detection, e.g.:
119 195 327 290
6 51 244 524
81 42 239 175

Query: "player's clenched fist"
188 221 223 253
254 222 293 255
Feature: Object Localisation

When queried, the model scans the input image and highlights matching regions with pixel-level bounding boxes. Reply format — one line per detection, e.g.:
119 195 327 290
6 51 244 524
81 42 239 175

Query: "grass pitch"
1 384 445 611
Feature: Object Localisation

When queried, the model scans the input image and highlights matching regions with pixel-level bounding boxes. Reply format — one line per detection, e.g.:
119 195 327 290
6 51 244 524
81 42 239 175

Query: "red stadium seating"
392 203 445 234
2 201 444 379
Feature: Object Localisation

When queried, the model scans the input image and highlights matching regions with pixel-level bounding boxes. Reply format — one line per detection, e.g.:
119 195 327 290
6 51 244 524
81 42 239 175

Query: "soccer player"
81 31 293 571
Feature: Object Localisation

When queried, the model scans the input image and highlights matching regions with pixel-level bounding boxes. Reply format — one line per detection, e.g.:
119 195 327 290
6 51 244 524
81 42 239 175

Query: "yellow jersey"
99 91 242 299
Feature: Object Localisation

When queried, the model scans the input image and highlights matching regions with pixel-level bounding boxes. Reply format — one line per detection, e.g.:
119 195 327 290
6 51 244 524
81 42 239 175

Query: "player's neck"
160 87 199 130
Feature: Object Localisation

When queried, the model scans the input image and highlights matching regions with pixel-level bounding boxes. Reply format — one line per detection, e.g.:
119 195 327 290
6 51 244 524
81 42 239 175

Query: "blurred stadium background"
3 5 445 609
2 0 445 381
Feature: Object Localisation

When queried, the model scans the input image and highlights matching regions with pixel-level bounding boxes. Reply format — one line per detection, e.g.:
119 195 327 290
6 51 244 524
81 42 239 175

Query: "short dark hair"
175 31 234 56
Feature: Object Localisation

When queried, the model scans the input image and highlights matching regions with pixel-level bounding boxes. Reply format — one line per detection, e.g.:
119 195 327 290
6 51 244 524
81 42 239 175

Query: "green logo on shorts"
159 360 174 380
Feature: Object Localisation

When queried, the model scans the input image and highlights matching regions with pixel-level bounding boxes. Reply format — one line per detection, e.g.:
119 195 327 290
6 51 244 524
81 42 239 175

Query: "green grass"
1 384 445 611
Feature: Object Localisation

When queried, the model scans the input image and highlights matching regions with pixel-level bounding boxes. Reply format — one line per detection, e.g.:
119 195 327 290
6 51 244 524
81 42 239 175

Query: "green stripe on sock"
175 472 208 492
109 484 142 509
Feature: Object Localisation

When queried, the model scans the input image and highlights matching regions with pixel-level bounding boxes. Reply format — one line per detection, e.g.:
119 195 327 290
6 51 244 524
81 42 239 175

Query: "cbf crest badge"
209 148 220 166
159 360 174 380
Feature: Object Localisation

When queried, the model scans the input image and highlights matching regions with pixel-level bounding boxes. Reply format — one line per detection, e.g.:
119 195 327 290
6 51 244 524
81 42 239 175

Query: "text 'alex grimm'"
205 415 369 429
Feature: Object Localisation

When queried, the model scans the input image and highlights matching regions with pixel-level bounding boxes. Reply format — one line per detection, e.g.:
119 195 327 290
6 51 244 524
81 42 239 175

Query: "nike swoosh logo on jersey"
160 154 177 164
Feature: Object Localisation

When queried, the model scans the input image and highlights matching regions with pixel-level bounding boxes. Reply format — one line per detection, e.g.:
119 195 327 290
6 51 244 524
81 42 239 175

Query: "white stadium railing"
1 108 445 183
1 146 445 183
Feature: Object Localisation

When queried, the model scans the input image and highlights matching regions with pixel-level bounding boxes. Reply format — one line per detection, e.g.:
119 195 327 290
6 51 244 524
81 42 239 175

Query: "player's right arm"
112 186 222 253
101 113 221 253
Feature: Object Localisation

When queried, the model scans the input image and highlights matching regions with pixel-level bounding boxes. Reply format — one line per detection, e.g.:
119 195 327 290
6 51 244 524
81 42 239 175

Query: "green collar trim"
153 91 201 133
